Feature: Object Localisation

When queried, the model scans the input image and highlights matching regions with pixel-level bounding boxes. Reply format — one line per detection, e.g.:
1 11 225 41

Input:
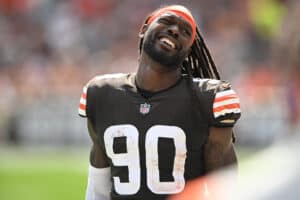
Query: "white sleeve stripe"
78 108 86 116
80 98 86 105
213 98 240 108
83 86 87 93
215 89 235 98
214 108 241 118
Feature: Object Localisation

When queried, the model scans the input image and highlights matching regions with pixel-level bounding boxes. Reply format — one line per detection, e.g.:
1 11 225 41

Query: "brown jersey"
78 73 241 200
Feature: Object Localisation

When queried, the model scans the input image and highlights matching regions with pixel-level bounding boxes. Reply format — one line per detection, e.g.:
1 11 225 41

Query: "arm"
203 127 238 200
194 79 241 172
85 119 111 200
78 79 112 199
87 119 109 168
204 127 237 173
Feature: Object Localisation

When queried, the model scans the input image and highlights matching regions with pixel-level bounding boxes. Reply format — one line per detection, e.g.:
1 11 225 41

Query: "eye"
182 28 191 37
159 18 172 25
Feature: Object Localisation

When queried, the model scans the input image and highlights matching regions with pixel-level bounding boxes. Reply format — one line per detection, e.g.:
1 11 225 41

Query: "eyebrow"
159 13 193 32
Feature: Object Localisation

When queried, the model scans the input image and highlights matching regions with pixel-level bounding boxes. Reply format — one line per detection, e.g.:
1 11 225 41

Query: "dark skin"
88 12 237 174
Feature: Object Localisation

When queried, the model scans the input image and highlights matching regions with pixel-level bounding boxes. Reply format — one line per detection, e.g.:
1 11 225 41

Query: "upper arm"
204 127 237 172
77 78 109 168
193 79 241 172
206 127 233 152
87 119 109 168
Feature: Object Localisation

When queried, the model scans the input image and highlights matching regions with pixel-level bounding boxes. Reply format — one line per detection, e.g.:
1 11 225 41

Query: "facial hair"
142 34 188 70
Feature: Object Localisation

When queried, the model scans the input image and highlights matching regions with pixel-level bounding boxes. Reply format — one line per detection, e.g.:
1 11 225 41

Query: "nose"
167 25 179 38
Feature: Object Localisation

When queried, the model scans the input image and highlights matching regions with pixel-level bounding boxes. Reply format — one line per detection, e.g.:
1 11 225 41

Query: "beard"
142 35 188 70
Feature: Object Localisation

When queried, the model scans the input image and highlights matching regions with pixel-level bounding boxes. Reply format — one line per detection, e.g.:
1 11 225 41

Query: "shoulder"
78 73 130 118
192 78 232 93
86 73 130 89
192 78 241 127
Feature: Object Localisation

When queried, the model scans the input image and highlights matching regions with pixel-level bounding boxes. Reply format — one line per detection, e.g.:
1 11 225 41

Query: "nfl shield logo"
140 103 151 115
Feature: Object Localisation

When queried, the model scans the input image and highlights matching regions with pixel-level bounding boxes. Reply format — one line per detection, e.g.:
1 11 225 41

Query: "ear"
139 24 149 38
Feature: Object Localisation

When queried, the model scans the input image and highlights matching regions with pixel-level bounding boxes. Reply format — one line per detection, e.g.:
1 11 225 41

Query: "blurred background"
0 0 299 199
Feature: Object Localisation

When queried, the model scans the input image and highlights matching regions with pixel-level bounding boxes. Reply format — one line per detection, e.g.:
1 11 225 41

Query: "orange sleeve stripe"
213 103 240 113
82 93 87 99
79 103 86 110
214 94 238 103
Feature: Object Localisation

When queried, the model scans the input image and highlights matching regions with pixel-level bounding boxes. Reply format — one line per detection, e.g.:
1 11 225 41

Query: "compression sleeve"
85 165 111 200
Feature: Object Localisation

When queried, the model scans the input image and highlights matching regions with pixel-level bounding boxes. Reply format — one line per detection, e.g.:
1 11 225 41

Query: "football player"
78 4 241 200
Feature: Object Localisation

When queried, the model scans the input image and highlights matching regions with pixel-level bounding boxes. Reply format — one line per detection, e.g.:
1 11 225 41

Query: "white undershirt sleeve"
85 165 111 200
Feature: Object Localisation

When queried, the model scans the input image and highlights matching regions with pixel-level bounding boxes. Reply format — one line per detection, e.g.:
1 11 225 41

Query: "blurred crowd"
0 0 299 146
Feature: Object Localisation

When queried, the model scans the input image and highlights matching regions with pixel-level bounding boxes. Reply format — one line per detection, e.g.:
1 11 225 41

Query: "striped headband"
147 5 197 42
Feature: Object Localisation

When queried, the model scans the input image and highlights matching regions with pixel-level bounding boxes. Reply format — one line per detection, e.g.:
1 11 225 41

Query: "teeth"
160 38 175 49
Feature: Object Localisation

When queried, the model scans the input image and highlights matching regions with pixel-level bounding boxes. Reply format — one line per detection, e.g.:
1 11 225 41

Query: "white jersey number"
104 125 187 195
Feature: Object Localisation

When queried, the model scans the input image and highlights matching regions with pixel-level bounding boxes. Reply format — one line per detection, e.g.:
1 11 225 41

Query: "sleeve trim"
78 86 88 117
78 108 87 117
213 89 241 118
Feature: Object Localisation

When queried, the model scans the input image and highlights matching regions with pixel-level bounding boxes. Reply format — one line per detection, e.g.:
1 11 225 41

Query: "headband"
147 5 196 42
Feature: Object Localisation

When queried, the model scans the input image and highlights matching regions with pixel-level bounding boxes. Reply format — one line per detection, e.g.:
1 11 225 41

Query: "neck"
136 52 181 92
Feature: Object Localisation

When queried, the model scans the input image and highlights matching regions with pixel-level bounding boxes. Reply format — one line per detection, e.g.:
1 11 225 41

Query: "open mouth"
159 37 176 49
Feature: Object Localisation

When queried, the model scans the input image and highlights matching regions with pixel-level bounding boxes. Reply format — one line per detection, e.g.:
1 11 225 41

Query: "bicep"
223 143 237 167
87 119 109 168
207 127 233 147
204 127 236 172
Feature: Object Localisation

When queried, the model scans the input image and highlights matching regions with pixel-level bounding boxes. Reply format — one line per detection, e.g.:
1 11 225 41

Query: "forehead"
155 12 192 29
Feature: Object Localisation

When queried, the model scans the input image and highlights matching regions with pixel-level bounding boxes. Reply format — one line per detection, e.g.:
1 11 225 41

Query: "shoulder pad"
86 73 128 88
78 73 127 117
193 78 232 93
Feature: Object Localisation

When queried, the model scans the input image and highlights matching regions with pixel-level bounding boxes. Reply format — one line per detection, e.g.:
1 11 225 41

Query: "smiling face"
140 12 194 69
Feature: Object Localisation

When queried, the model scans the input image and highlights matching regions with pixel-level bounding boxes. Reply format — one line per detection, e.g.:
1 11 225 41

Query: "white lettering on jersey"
146 125 186 194
104 125 140 195
103 125 187 195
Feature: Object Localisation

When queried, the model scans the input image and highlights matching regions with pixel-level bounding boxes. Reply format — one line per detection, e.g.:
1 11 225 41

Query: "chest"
92 88 209 155
95 88 209 196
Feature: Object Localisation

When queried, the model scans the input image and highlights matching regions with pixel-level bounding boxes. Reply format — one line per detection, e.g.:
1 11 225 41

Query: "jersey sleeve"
212 88 241 127
194 78 241 127
78 73 126 119
78 85 88 117
78 77 97 118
